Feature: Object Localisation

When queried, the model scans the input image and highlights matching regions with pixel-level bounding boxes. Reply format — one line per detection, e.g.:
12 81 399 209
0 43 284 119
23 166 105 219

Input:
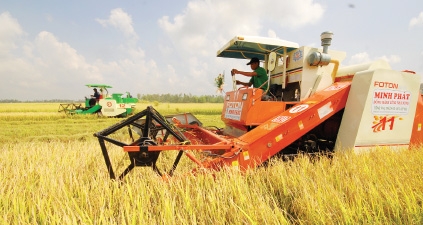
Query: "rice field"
1 102 422 224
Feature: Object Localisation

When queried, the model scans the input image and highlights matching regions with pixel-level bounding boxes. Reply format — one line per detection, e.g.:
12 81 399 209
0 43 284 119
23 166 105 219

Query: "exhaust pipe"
308 31 333 66
321 31 333 54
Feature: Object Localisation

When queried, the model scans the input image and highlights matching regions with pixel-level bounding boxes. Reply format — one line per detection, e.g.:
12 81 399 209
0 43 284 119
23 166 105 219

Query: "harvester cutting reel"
94 106 232 180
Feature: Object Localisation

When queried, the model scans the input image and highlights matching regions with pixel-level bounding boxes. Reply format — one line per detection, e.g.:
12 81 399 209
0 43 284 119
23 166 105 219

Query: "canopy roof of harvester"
85 84 112 89
216 35 299 61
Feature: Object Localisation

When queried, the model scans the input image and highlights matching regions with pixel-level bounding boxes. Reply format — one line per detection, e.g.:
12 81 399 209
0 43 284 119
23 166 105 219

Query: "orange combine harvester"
95 32 423 180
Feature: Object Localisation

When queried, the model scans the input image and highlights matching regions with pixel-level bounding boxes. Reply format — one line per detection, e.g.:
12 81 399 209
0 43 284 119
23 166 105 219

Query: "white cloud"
158 0 324 56
377 55 401 64
126 46 145 59
157 0 325 94
158 44 173 57
188 56 208 78
96 8 138 40
166 64 177 85
267 29 279 39
409 12 423 28
0 23 105 99
95 8 145 63
348 52 371 65
0 12 25 55
263 0 324 28
34 32 97 73
348 52 401 66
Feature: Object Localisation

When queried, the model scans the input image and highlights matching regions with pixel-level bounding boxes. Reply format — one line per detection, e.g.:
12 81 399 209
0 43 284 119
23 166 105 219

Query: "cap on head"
247 57 260 65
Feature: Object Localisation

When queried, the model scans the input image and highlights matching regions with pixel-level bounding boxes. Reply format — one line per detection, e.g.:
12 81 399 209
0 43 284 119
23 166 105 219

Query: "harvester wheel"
95 106 189 180
128 139 160 167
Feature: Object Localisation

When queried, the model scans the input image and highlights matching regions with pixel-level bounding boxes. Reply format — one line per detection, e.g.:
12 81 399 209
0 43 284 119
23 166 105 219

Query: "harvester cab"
217 32 347 137
58 84 138 117
95 32 423 180
85 84 111 108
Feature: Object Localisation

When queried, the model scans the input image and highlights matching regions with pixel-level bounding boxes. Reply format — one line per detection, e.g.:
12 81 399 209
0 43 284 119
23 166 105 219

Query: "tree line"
0 93 224 103
137 93 224 103
0 99 77 103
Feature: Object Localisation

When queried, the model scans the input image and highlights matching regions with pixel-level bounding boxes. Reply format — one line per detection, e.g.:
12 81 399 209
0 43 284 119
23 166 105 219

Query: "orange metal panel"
221 88 288 127
123 144 232 152
147 144 233 151
410 94 423 147
123 146 140 152
177 124 229 144
205 82 351 170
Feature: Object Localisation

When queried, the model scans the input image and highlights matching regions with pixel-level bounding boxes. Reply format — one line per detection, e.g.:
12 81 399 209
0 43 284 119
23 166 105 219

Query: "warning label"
289 104 309 114
271 116 290 124
224 101 243 121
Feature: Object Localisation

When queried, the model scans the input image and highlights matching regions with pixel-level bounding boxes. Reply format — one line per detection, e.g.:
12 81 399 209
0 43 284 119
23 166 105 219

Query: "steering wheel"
237 86 250 90
231 71 237 91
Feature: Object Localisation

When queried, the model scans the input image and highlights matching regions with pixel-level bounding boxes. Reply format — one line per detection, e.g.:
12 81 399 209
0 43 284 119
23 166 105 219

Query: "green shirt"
249 67 268 92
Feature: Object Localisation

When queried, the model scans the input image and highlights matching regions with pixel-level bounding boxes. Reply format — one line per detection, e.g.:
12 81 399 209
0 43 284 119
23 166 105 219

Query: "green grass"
1 103 422 224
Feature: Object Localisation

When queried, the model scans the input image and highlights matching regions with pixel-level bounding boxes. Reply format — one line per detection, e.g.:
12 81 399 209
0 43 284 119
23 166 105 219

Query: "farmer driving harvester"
92 88 100 100
231 57 271 100
88 88 101 107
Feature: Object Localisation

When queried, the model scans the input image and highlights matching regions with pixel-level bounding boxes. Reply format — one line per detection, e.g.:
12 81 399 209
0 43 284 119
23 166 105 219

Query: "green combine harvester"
58 84 138 117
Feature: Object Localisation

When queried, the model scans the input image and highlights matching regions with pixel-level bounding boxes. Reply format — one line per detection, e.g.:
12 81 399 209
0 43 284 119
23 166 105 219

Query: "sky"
0 0 422 101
